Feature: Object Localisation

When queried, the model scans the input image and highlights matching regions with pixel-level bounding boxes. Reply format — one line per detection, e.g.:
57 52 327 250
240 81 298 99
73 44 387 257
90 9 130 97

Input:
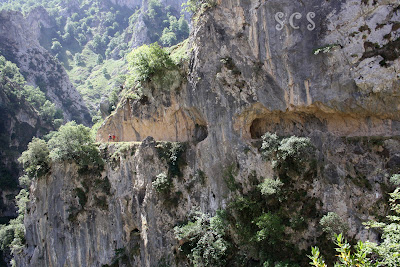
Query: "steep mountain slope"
0 8 92 125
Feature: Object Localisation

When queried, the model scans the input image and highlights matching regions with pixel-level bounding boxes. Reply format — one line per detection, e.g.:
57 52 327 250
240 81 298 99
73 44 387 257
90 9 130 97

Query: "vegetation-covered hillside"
0 0 190 115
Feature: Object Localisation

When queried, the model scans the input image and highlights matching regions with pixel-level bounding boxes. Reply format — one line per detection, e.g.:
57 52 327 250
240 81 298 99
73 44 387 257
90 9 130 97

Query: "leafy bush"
18 137 50 178
156 142 186 178
390 174 400 185
254 212 284 244
183 0 217 13
51 40 62 53
309 234 372 267
0 189 29 255
261 132 279 160
38 100 58 124
319 212 348 240
18 175 31 189
174 211 229 267
260 133 315 170
277 136 314 163
47 121 103 169
364 188 400 266
310 188 400 266
258 178 283 196
160 29 177 47
127 43 175 84
152 173 172 193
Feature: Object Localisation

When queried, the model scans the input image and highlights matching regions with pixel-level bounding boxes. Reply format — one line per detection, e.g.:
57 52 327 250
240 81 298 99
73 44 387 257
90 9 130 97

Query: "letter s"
275 12 285 31
307 12 316 31
289 12 302 30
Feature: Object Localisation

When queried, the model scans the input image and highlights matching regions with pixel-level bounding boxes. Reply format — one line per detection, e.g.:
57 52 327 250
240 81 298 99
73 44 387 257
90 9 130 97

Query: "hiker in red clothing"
112 134 116 142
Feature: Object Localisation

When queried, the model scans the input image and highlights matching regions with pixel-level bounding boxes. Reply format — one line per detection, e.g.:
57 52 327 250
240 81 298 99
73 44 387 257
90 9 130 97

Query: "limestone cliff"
0 78 52 224
0 8 92 125
18 0 400 266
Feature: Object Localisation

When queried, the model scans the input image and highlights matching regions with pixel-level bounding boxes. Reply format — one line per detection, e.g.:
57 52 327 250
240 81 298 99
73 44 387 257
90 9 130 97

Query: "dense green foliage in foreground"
310 181 400 267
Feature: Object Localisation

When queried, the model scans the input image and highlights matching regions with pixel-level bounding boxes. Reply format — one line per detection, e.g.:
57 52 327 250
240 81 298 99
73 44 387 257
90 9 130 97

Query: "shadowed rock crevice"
242 104 400 140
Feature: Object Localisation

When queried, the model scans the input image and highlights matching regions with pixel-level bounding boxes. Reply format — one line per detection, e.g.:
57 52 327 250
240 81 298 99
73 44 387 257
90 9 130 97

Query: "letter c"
289 12 302 29
275 12 285 31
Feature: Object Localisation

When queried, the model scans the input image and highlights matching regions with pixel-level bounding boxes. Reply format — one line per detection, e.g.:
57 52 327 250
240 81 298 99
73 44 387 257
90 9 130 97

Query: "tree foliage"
310 186 400 267
261 132 315 170
18 137 50 178
183 0 217 13
0 189 29 256
47 121 103 169
258 178 284 196
0 55 63 125
319 212 349 240
152 172 172 193
127 43 175 84
174 211 229 267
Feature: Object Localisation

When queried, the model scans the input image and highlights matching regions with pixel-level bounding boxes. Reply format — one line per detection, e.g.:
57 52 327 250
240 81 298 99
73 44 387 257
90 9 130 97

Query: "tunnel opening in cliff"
245 107 400 140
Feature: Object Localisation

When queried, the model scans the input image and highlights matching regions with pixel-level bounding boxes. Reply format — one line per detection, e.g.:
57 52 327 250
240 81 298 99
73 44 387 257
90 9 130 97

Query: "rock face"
0 81 52 220
97 70 208 143
19 0 400 266
0 8 92 125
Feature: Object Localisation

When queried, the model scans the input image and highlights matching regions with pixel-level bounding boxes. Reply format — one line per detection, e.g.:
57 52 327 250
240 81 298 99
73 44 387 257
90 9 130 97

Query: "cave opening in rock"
250 118 266 139
194 124 208 142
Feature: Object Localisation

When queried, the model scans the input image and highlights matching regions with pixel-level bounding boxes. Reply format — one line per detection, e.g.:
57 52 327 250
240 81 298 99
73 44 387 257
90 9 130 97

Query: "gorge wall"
0 8 92 125
18 0 400 266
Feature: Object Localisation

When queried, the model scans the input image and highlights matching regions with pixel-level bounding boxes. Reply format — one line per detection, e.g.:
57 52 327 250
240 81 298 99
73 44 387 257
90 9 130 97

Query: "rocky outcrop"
0 8 92 125
18 0 400 266
97 70 208 143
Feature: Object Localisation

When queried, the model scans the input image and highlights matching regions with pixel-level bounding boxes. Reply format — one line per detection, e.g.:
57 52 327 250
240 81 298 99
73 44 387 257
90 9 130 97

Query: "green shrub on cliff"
260 133 315 171
0 189 29 255
47 121 103 169
319 212 348 240
183 0 217 13
18 137 50 178
152 172 172 193
127 43 175 86
174 211 229 267
309 188 400 266
258 178 284 196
